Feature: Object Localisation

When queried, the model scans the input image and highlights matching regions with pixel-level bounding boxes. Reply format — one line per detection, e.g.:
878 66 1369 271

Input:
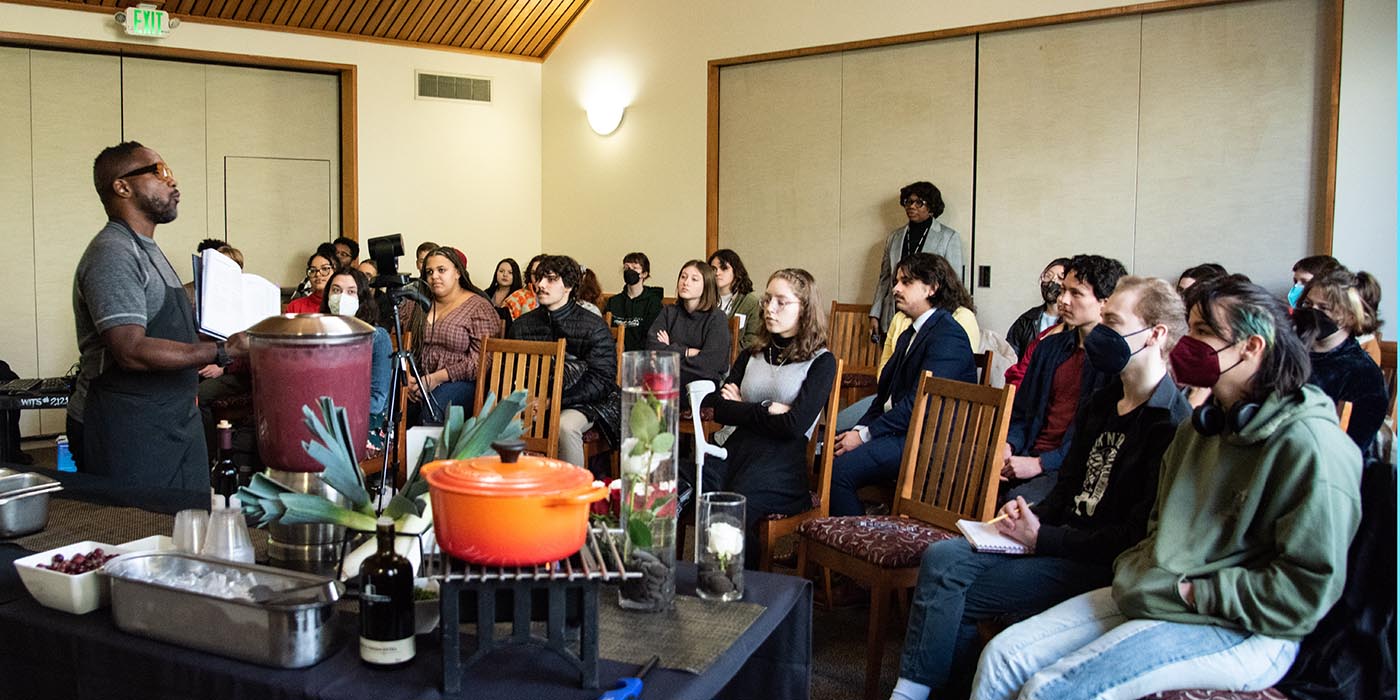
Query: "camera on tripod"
366 233 414 290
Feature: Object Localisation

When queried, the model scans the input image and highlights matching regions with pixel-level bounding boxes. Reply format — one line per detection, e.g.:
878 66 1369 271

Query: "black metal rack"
432 527 638 694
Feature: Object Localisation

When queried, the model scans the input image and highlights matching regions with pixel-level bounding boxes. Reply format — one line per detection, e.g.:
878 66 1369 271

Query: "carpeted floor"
6 439 897 699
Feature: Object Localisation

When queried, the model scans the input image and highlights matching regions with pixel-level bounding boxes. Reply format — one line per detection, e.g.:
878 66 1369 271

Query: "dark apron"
81 230 207 492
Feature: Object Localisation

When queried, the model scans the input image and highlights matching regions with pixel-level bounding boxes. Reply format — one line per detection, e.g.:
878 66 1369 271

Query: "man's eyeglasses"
761 296 800 311
900 197 928 209
119 161 175 185
307 265 335 277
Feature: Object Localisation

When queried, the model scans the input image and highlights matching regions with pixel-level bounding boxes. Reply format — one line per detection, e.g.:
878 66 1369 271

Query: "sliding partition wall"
714 0 1332 335
0 46 343 435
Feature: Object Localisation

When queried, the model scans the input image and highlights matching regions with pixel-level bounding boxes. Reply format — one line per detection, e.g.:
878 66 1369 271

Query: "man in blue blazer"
829 253 977 517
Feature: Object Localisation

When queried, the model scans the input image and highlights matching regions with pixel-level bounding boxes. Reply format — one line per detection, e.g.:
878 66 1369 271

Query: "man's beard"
136 190 178 224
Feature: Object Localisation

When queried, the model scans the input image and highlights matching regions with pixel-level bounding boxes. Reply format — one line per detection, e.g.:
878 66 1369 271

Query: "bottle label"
360 635 415 665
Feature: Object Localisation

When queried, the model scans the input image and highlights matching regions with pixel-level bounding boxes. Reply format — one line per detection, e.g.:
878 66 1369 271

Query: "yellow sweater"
877 307 980 373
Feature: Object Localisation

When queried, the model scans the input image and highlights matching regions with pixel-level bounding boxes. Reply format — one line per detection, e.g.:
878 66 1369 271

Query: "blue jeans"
409 380 476 426
971 587 1299 700
829 433 905 516
900 538 1111 694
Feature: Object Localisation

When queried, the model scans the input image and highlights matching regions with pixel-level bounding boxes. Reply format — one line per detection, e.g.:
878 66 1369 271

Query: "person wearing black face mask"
891 276 1192 700
604 251 664 351
1007 258 1072 357
1294 265 1388 452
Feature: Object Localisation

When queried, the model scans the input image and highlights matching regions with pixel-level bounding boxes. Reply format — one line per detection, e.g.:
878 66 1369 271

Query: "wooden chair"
757 360 844 571
973 349 994 386
1337 400 1353 433
1380 340 1397 425
828 301 881 408
797 374 1017 700
473 337 567 459
584 323 626 477
727 315 743 365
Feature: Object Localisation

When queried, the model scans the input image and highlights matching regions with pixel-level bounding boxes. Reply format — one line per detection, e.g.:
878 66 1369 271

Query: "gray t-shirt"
69 220 184 419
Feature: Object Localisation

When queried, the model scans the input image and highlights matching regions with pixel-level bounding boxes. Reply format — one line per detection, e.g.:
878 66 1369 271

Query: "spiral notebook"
955 519 1032 555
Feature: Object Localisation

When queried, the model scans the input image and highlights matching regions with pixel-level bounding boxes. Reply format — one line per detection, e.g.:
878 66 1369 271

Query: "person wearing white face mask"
321 268 392 452
890 277 1192 700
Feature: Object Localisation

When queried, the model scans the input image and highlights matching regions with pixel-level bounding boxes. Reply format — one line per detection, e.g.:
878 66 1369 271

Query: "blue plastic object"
597 655 659 700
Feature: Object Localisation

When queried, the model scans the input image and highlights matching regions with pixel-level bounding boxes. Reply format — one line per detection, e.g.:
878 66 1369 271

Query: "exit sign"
122 5 172 38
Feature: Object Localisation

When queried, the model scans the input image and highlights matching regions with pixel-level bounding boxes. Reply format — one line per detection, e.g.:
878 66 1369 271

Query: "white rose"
619 438 667 477
706 521 744 559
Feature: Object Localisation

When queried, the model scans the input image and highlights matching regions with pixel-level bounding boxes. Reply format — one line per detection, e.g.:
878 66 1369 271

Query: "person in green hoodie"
605 251 664 351
970 275 1362 700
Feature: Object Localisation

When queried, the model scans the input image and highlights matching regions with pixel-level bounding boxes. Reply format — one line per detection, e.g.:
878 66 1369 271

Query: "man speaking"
70 142 247 493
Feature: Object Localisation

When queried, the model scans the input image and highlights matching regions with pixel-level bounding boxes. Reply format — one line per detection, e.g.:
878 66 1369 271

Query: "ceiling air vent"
416 71 491 103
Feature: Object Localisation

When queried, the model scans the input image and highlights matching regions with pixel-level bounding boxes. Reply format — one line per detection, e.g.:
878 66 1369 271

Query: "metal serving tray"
0 472 59 538
102 551 343 668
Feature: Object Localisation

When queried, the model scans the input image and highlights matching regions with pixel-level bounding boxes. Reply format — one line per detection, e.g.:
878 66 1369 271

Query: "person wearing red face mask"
970 275 1361 700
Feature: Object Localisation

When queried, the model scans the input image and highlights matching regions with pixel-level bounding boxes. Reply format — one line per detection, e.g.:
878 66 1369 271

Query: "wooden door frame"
0 31 360 241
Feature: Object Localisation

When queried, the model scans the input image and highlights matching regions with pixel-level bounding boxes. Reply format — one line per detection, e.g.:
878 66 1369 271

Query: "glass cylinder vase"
697 492 746 601
617 351 680 611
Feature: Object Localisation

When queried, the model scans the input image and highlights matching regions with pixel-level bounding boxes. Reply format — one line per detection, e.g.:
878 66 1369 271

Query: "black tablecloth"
0 554 810 700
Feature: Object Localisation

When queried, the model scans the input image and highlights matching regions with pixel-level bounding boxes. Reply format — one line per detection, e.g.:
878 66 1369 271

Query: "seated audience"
575 266 605 316
971 275 1361 700
502 254 544 320
708 248 762 351
1296 265 1388 451
508 255 620 468
1007 257 1070 357
1001 254 1126 504
332 235 359 269
837 255 981 432
691 268 837 567
1176 262 1226 295
356 258 394 330
485 258 522 310
889 276 1191 700
647 260 732 387
399 247 499 425
606 251 665 351
1289 254 1339 308
320 267 391 451
829 252 976 517
286 248 336 314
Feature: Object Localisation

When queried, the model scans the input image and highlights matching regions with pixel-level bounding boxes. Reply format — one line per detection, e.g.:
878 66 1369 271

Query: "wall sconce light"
586 104 626 136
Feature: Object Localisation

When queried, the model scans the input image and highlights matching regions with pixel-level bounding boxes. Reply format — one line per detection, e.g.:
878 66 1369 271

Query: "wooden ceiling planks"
33 0 588 58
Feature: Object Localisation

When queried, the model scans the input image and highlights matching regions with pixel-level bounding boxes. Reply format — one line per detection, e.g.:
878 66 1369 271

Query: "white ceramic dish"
14 540 128 614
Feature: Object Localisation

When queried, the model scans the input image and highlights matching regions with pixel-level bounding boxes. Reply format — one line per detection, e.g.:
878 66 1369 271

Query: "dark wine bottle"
359 516 415 667
211 420 239 508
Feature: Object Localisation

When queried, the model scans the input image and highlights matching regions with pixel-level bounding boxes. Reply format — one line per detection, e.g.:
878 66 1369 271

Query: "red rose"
642 372 678 399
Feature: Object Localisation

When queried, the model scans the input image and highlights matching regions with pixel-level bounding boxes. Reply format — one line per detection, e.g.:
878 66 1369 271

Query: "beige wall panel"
30 50 121 434
838 38 977 305
0 47 41 438
205 64 340 267
1135 0 1322 294
122 58 208 282
224 157 333 288
974 17 1142 336
717 55 842 302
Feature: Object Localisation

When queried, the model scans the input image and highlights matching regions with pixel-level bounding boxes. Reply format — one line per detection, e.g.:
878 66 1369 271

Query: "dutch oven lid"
425 440 594 495
247 314 374 340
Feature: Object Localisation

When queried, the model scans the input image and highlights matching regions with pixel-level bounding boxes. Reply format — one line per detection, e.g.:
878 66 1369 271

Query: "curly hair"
898 181 946 219
533 254 583 292
1302 265 1382 337
1065 254 1127 301
750 268 828 362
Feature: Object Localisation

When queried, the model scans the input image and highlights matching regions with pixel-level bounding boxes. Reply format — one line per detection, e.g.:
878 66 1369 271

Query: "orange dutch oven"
421 440 608 566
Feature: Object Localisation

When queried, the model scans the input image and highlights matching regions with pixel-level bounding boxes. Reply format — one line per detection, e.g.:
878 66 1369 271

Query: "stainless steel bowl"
102 551 344 668
0 473 59 537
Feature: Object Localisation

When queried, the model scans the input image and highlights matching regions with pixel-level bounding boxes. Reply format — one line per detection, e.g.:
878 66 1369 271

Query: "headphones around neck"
1190 400 1261 436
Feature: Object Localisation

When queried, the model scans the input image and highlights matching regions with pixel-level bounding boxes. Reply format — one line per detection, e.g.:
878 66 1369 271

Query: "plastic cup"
172 509 209 554
201 508 255 563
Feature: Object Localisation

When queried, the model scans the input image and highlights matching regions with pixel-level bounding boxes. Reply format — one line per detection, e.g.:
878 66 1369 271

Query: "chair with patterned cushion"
828 301 881 408
473 337 566 459
756 360 844 571
797 373 1016 700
